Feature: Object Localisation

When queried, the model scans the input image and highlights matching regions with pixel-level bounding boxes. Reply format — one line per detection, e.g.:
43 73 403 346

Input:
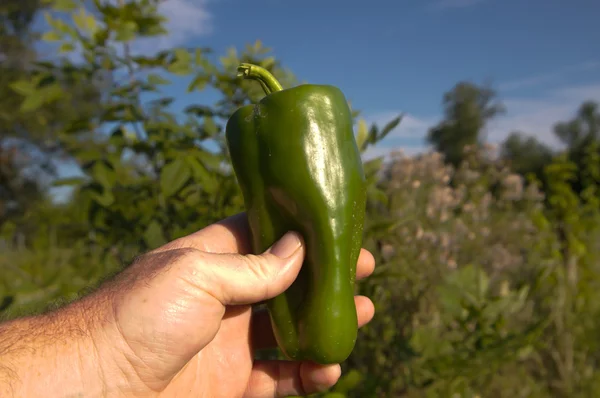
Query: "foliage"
0 0 105 228
347 147 551 396
501 131 554 183
2 1 600 397
426 82 504 167
500 101 600 201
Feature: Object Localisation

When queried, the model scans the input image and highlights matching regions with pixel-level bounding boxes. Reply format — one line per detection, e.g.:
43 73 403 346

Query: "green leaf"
150 97 174 108
42 31 62 42
59 42 75 53
168 64 192 76
147 73 171 85
261 56 276 70
379 115 403 141
183 190 201 207
367 187 388 206
331 369 363 393
20 83 64 112
143 220 166 249
368 125 378 145
10 80 34 96
20 95 45 113
160 158 191 198
115 21 137 42
203 117 218 136
184 105 214 117
187 74 208 92
52 0 77 11
444 264 490 308
186 155 217 194
174 48 192 63
363 157 383 178
356 119 369 152
45 12 77 38
195 48 203 66
73 8 98 36
200 151 223 170
53 177 86 187
90 189 115 207
72 147 105 162
438 282 468 319
92 161 116 189
167 48 193 76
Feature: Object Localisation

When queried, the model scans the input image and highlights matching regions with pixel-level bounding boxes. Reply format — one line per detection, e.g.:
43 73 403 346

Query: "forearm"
0 297 121 397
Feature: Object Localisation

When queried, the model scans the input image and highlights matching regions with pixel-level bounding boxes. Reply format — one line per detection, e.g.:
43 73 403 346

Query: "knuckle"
170 247 206 277
172 247 204 262
146 247 204 280
244 253 276 282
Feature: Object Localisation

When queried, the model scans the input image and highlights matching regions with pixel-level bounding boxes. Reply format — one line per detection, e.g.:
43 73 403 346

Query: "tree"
0 0 399 319
0 0 107 229
501 131 554 181
553 101 600 195
0 0 50 226
554 101 600 151
427 82 505 167
0 0 41 63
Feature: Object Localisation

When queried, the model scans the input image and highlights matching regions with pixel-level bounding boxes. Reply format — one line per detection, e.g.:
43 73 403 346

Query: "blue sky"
126 0 600 159
37 0 600 168
39 0 600 201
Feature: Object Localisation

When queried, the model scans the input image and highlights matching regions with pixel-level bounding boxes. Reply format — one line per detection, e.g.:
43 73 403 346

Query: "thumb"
198 231 305 306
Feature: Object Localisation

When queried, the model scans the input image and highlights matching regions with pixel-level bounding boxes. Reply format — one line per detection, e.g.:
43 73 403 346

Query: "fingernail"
269 232 302 258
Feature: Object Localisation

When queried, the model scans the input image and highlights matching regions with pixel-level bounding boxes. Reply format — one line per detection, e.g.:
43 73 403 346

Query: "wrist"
0 295 128 397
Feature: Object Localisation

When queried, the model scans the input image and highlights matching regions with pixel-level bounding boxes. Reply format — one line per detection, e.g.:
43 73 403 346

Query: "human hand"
101 212 376 397
0 213 375 397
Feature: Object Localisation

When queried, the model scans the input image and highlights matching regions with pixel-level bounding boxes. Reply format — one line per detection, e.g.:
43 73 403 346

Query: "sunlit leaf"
187 74 209 92
147 73 171 86
73 7 99 37
160 157 191 198
356 118 369 152
42 31 62 42
143 220 166 249
10 80 35 96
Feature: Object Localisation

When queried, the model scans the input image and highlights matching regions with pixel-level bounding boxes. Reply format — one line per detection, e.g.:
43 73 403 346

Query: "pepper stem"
237 63 284 95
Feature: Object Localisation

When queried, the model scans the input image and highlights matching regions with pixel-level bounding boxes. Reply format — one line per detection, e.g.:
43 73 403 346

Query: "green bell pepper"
225 63 367 364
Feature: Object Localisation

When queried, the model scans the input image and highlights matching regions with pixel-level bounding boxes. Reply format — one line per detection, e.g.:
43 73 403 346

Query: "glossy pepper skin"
225 63 367 364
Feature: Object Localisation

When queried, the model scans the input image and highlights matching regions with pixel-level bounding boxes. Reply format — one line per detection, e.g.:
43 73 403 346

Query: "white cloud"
487 82 600 148
498 61 600 92
498 73 562 92
39 0 214 64
363 82 600 160
553 83 600 101
132 0 213 55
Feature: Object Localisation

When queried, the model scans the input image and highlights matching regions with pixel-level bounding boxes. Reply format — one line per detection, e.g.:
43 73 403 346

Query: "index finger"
157 212 253 255
159 212 376 279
